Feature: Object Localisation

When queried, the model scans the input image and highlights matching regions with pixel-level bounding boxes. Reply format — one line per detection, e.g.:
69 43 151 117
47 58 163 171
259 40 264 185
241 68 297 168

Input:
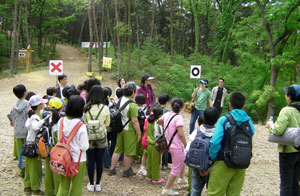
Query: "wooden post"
26 45 31 73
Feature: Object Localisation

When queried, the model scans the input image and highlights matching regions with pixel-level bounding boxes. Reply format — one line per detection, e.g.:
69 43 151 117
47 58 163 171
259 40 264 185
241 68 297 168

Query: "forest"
0 0 299 122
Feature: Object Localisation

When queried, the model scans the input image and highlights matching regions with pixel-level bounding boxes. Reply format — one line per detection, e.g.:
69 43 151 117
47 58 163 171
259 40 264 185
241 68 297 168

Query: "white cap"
29 95 48 106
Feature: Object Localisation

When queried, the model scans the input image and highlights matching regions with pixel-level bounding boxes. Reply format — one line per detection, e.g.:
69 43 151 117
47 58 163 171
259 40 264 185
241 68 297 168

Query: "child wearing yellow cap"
44 97 63 196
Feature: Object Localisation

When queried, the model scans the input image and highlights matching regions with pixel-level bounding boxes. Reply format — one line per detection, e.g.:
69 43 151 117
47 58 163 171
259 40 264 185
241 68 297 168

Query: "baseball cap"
29 95 48 106
284 84 300 97
49 97 63 109
200 79 208 84
143 74 154 81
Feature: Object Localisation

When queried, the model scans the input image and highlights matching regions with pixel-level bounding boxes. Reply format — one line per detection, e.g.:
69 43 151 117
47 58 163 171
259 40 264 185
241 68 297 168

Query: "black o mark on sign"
191 67 200 76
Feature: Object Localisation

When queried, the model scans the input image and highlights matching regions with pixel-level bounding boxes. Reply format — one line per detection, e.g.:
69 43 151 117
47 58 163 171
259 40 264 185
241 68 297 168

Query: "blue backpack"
185 128 211 170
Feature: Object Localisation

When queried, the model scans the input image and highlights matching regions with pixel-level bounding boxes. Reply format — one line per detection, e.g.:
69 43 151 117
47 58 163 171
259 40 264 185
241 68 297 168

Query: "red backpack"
49 118 83 177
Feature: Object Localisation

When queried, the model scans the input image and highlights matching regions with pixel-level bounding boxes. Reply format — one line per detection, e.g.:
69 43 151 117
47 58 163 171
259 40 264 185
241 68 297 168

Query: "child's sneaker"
95 184 101 192
177 178 188 184
108 168 116 176
87 183 95 192
152 177 165 184
24 187 32 195
137 168 147 176
161 189 179 195
31 190 45 195
122 167 136 178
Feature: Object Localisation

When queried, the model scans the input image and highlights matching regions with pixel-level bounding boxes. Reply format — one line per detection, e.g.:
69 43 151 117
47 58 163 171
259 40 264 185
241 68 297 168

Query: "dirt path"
0 45 280 196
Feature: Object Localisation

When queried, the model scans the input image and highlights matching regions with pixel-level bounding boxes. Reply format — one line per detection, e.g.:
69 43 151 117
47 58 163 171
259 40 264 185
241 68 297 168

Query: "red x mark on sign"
51 62 62 72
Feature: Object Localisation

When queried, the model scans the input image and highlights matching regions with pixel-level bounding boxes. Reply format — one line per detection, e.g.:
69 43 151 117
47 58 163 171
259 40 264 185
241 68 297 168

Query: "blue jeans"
191 168 209 196
189 109 204 134
279 152 300 196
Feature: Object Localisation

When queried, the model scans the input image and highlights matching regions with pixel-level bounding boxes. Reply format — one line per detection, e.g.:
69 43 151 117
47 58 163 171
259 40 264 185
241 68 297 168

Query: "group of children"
8 76 255 196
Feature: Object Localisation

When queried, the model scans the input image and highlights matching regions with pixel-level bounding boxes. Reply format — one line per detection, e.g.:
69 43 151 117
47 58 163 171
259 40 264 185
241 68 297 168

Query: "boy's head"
124 82 137 97
158 93 169 105
135 94 146 105
25 91 36 101
58 74 68 87
200 79 208 88
116 88 124 99
229 92 246 109
13 84 27 99
203 107 220 126
65 95 85 118
46 87 56 96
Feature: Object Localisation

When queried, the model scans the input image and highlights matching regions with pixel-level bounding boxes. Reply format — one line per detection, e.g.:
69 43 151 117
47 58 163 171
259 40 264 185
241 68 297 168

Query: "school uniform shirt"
160 112 184 150
8 99 30 139
25 114 45 142
120 96 138 131
57 118 89 162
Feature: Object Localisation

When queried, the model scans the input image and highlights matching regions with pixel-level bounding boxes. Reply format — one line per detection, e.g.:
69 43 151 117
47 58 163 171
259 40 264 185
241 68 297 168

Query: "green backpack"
87 105 106 141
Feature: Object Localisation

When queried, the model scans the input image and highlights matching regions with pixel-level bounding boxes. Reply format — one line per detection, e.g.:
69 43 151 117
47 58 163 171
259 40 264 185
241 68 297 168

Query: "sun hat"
284 84 300 97
29 95 48 106
49 97 63 109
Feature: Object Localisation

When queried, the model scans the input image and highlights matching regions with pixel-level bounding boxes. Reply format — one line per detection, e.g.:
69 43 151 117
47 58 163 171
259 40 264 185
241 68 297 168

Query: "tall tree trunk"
78 11 88 48
151 0 155 39
99 0 105 73
37 0 45 58
211 0 217 61
126 0 132 77
133 2 141 69
256 0 278 120
92 0 101 71
23 0 30 46
9 0 20 74
115 0 122 78
222 7 238 64
88 0 94 72
169 0 174 55
14 2 22 74
192 0 199 54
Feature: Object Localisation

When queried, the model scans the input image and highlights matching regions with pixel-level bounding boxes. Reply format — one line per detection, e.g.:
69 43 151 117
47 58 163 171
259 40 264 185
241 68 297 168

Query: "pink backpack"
141 119 149 148
49 119 83 177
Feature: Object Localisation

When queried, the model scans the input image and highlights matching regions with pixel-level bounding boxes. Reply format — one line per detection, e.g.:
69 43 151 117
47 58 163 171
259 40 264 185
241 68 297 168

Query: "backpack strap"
164 114 178 134
88 104 105 120
119 99 134 129
59 118 64 143
66 121 84 144
164 114 178 148
226 114 236 125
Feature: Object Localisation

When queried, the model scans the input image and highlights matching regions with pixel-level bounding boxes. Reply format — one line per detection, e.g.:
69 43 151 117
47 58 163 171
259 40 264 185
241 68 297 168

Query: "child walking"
159 98 187 196
84 85 110 192
146 106 164 184
56 95 89 196
24 95 49 195
8 84 30 177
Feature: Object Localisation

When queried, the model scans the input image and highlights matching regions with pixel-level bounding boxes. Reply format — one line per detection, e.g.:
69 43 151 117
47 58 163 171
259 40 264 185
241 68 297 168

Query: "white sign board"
190 65 201 79
81 42 110 48
19 53 25 57
49 60 63 75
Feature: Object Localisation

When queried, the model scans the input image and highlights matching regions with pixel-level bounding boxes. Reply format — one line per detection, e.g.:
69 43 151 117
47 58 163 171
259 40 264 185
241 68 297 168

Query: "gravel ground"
0 45 280 196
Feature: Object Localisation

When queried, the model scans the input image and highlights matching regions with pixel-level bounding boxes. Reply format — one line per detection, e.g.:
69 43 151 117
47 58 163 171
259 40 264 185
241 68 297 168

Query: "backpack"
110 99 133 134
35 120 52 158
155 114 178 153
138 107 147 132
185 128 211 170
223 114 252 169
87 105 106 141
49 118 83 177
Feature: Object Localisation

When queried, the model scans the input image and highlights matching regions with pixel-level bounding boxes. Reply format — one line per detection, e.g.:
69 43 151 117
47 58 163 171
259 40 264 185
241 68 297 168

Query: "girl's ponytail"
147 106 163 123
28 105 38 118
171 98 184 113
51 108 60 126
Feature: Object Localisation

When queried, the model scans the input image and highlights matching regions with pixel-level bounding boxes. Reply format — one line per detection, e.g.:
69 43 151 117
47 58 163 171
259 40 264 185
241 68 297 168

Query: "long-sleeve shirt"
25 114 45 142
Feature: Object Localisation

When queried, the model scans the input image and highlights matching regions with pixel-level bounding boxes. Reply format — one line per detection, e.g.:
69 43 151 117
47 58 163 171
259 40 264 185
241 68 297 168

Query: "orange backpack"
49 118 83 177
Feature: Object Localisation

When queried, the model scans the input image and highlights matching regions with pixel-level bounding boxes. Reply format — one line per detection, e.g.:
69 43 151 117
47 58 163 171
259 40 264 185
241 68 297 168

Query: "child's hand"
198 169 210 176
9 121 13 127
136 133 141 143
265 121 273 129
